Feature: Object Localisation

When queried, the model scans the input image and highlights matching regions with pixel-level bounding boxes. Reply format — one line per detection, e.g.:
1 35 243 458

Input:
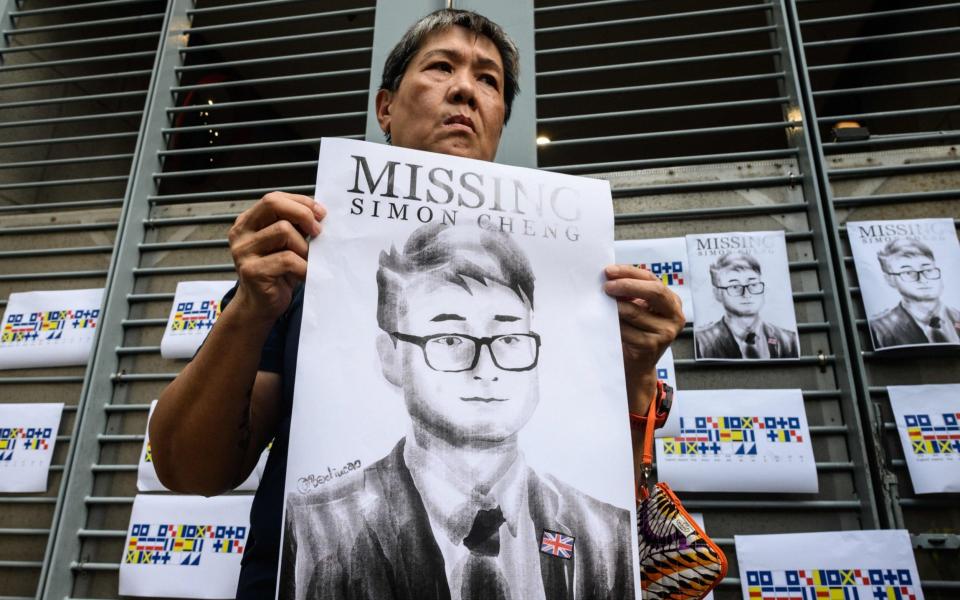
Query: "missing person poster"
0 403 63 492
686 231 799 361
137 400 267 492
847 218 960 350
279 138 639 599
888 384 960 494
160 280 236 359
656 389 817 493
120 494 253 598
0 288 103 369
735 530 923 600
614 237 694 322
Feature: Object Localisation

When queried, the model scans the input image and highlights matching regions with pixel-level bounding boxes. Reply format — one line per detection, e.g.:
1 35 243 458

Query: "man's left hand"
603 264 685 414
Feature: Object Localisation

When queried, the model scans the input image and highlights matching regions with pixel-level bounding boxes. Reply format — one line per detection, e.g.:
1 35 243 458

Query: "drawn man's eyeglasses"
714 282 765 297
884 268 941 283
391 332 541 372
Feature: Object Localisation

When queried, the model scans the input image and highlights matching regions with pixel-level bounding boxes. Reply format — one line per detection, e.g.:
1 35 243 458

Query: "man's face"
883 253 942 301
712 267 765 317
394 277 539 445
376 26 507 162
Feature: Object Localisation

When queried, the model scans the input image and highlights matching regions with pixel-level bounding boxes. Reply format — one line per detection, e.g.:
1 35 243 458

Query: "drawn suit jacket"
279 439 634 600
694 318 799 359
869 303 960 349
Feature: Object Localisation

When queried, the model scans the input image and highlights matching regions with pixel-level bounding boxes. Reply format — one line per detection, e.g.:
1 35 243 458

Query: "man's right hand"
228 191 325 322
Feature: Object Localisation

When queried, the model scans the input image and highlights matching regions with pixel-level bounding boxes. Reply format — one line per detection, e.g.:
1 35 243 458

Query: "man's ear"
376 332 402 387
375 88 393 138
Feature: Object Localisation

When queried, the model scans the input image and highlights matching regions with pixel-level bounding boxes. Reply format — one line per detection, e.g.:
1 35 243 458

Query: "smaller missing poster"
0 288 104 369
847 218 960 350
686 231 799 361
614 237 694 322
888 384 960 494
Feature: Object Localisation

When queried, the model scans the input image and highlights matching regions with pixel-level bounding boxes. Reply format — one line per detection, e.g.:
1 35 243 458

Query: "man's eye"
499 335 519 345
430 62 453 72
432 336 463 347
479 74 499 88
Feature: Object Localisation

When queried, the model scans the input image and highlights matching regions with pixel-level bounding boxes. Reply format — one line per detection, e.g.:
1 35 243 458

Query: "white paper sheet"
0 403 63 492
160 280 236 359
0 288 104 369
735 530 923 600
888 384 960 494
614 237 694 322
280 138 639 599
120 494 253 599
685 231 799 361
847 219 960 351
137 400 267 492
656 389 817 493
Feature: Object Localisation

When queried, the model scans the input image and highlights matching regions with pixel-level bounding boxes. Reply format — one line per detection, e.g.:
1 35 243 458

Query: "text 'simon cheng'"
345 155 584 242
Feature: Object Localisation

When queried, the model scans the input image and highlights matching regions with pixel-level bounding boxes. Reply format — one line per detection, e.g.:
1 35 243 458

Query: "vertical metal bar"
781 0 897 529
768 0 882 529
365 0 537 168
0 0 13 64
37 1 183 598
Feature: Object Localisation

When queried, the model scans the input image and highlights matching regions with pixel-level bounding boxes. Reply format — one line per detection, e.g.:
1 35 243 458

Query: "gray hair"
709 252 762 287
877 238 936 272
379 9 520 131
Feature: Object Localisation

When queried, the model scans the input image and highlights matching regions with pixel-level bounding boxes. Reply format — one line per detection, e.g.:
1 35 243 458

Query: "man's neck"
724 313 762 338
901 298 941 322
410 422 519 492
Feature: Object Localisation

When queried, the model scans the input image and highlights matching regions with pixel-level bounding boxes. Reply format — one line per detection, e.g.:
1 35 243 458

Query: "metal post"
781 0 900 529
37 1 182 597
365 0 537 168
0 0 13 64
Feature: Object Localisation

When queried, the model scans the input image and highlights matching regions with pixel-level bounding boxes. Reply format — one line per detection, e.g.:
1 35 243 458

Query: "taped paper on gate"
0 288 103 369
847 218 960 351
888 384 960 494
160 280 236 359
735 530 923 600
120 494 253 599
656 389 817 493
279 138 640 599
685 231 799 361
0 403 63 492
138 400 267 492
614 237 694 322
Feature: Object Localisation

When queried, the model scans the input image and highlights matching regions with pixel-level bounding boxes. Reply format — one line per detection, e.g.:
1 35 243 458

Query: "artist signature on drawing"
296 459 362 493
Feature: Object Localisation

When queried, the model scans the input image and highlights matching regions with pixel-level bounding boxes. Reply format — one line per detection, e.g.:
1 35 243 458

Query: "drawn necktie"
461 506 510 600
744 331 760 358
929 316 949 343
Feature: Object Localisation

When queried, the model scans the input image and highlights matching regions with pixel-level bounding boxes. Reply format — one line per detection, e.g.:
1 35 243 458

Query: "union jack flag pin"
540 530 574 560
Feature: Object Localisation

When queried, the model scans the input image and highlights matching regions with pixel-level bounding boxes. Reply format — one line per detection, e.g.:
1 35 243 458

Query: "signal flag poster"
614 237 694 322
160 280 236 359
0 403 63 492
0 288 103 369
888 384 960 494
138 400 267 492
735 530 923 600
119 494 253 599
656 389 817 493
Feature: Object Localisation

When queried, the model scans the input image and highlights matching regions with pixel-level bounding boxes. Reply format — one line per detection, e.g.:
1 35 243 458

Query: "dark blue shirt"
219 284 303 599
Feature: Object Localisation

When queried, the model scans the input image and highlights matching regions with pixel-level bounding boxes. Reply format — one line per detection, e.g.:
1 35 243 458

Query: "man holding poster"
151 9 684 599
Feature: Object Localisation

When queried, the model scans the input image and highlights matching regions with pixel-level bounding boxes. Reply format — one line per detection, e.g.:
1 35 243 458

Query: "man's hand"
228 192 325 323
603 264 685 414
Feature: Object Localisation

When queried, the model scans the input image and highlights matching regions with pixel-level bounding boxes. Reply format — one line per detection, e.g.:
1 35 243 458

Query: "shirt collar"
901 300 943 326
403 432 528 545
724 315 763 341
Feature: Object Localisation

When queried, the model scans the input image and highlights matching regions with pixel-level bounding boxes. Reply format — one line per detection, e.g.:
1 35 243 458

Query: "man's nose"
472 344 499 382
448 71 478 109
